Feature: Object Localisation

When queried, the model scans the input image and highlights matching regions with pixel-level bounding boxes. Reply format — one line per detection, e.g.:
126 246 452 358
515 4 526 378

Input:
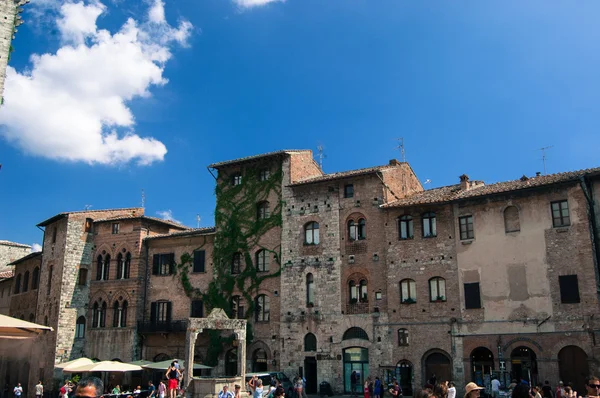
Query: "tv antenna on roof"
196 214 201 228
84 204 93 210
396 138 406 163
141 189 146 209
538 146 553 175
317 144 326 170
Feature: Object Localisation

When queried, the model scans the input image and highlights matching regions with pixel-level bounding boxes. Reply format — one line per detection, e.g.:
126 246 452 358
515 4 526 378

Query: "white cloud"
31 243 42 253
156 210 181 224
233 0 284 8
148 0 166 24
0 1 193 166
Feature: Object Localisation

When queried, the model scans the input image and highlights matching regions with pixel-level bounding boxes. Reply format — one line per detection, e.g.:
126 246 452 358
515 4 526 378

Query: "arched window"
14 274 21 294
304 222 320 245
422 212 437 238
96 254 110 281
342 327 369 341
429 277 446 302
304 333 317 351
504 206 520 233
23 271 29 293
398 328 409 346
103 255 110 280
76 316 86 338
252 349 268 372
398 215 414 240
124 252 131 279
348 220 357 241
121 301 128 327
255 295 270 322
256 250 269 272
306 273 315 306
400 279 416 303
358 218 366 240
257 201 270 220
32 267 40 290
359 280 368 302
231 253 242 274
349 281 357 302
117 253 124 280
92 302 105 328
113 301 120 327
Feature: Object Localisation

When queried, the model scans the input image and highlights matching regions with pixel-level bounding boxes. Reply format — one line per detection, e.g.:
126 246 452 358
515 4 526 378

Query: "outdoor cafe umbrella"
142 359 212 370
64 360 143 373
0 313 53 339
56 358 95 371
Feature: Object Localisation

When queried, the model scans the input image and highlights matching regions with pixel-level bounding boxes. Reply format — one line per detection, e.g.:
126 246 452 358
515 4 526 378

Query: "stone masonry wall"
0 241 30 271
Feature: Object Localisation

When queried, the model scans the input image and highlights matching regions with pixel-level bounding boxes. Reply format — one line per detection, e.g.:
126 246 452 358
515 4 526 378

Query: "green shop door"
344 347 369 394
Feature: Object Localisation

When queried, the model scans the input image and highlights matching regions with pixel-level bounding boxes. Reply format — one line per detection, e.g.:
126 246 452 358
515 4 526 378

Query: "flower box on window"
402 298 416 304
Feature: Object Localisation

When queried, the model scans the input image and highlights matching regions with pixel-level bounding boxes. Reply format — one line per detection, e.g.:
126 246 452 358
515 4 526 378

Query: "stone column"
185 328 200 389
236 330 246 378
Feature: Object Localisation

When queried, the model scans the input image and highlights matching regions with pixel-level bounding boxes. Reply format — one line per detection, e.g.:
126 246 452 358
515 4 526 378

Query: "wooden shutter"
152 254 159 275
559 275 580 304
191 300 203 318
464 283 481 309
150 302 157 324
166 302 173 323
169 253 175 275
193 251 205 273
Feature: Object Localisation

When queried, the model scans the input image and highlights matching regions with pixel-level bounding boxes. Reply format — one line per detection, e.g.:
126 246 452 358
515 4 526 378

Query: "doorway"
423 351 452 385
395 361 413 396
558 346 588 394
253 349 268 372
471 347 494 385
343 347 369 393
225 349 238 376
304 357 318 394
510 346 537 385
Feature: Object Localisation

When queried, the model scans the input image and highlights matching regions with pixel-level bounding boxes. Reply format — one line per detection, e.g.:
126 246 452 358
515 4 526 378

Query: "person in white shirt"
448 382 457 398
491 377 501 398
13 383 23 398
218 385 234 398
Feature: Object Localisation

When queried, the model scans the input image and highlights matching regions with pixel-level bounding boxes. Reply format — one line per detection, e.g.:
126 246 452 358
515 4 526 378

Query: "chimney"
389 159 400 166
535 172 541 177
459 174 470 190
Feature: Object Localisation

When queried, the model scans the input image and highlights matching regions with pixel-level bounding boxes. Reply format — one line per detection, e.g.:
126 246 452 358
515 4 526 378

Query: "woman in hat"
464 383 485 398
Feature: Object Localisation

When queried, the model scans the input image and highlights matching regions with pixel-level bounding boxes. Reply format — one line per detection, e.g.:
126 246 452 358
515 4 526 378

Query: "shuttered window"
151 301 172 323
193 250 206 273
191 300 204 318
152 253 175 276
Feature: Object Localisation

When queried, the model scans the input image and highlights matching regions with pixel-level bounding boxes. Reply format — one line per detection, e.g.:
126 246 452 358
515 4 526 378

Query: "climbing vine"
172 161 283 365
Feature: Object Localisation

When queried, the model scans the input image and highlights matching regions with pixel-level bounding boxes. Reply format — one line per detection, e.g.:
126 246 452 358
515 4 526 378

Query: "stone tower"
0 0 28 102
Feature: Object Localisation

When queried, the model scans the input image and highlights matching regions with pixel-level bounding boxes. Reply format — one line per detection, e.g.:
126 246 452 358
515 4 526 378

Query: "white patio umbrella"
64 360 143 373
56 358 95 371
0 314 53 339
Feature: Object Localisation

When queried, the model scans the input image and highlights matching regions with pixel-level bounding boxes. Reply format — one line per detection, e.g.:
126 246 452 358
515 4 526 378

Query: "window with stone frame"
113 300 127 327
551 200 570 227
96 254 111 281
348 276 368 304
116 252 131 280
255 249 269 272
231 253 242 274
14 274 21 294
78 268 88 286
459 215 474 240
347 215 367 241
398 328 409 346
112 223 120 234
429 277 446 302
464 282 482 309
92 301 106 328
257 201 270 220
193 250 206 273
255 294 270 322
191 300 204 318
84 218 93 233
232 173 242 186
304 333 317 351
504 206 520 233
400 279 416 304
151 301 171 324
75 316 86 338
398 215 414 240
559 275 580 304
231 295 244 319
304 222 320 245
422 212 437 238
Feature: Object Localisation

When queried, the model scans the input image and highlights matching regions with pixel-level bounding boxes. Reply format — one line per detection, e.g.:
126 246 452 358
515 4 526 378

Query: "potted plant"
436 296 446 302
350 298 358 304
307 302 314 308
402 298 416 304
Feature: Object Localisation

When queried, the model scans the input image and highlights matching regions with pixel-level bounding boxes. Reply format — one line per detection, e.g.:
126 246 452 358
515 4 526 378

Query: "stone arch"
90 290 110 305
109 289 131 303
154 353 169 362
341 317 372 337
422 348 452 386
502 337 543 354
549 340 588 360
93 244 114 258
249 340 272 360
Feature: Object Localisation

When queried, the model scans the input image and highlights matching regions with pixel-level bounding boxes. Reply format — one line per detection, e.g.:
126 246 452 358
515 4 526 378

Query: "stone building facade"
0 240 30 271
0 0 28 102
0 269 13 315
1 149 599 398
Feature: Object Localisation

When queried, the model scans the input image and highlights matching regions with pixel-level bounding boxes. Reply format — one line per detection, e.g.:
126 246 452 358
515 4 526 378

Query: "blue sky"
1 0 599 249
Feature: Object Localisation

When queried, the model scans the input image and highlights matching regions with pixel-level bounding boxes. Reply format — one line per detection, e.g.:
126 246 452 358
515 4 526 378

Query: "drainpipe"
579 176 600 295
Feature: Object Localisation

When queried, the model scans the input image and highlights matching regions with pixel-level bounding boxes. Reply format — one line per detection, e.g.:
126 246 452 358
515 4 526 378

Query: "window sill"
554 227 570 233
303 243 320 246
560 301 581 305
401 301 416 305
398 237 414 241
431 300 447 303
398 344 409 347
191 271 206 274
423 235 437 239
461 240 474 245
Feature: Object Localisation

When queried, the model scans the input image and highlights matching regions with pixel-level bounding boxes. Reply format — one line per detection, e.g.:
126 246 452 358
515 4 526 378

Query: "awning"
64 361 143 373
0 314 53 339
128 360 153 367
142 359 212 370
56 358 95 371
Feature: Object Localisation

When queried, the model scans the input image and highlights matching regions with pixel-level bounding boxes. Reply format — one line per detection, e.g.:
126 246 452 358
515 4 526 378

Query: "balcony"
345 302 369 315
137 320 188 333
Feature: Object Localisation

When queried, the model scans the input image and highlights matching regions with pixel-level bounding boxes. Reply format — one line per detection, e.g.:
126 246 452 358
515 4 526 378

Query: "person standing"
464 383 484 398
233 385 242 398
35 381 43 398
541 382 554 398
351 372 359 397
165 363 181 398
13 384 22 398
158 380 166 398
112 385 121 395
148 381 156 398
492 377 501 398
248 376 264 398
555 382 564 398
447 382 456 398
364 377 372 398
374 377 382 398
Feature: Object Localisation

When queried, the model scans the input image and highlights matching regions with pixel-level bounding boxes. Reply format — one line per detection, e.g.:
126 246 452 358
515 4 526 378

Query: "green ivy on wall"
172 162 283 365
